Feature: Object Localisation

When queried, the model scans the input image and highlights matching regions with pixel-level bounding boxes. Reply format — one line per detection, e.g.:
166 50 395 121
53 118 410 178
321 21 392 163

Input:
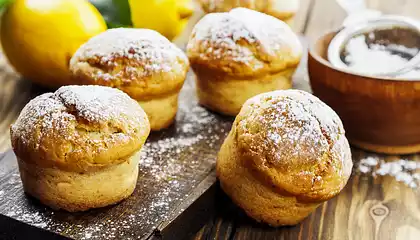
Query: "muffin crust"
217 90 352 225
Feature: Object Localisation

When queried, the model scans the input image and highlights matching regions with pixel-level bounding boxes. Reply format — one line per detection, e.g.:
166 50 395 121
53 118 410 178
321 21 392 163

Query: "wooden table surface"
1 0 420 240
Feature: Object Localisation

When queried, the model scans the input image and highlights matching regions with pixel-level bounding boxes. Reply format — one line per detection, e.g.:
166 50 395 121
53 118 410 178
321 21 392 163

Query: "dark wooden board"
0 75 232 240
0 35 307 240
0 33 308 240
2 0 420 238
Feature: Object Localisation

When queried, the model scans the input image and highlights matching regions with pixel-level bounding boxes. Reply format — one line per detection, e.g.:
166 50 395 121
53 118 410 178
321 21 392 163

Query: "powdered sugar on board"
356 154 420 189
188 7 302 65
0 76 232 240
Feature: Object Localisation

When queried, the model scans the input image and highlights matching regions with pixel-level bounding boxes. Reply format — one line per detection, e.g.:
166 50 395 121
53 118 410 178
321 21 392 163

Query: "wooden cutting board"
0 74 233 240
0 36 309 240
2 37 420 240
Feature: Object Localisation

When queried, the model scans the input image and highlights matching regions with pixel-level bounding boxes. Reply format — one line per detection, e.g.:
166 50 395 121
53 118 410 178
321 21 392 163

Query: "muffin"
217 90 353 226
70 28 189 131
10 85 150 212
198 0 300 25
187 8 302 116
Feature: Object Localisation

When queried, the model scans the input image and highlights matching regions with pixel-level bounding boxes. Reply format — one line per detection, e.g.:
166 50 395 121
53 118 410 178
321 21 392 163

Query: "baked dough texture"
10 85 150 212
217 90 352 226
70 28 189 131
187 8 302 116
198 0 300 24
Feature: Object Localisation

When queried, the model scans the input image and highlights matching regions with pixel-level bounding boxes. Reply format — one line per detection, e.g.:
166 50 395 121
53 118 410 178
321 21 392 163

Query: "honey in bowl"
340 27 420 78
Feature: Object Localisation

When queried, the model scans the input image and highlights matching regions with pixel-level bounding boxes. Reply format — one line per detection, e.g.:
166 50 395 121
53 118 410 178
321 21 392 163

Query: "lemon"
1 0 107 87
129 0 194 41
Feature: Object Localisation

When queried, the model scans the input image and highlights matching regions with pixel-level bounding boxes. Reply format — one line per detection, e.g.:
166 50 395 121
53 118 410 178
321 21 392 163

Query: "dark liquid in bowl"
340 27 420 78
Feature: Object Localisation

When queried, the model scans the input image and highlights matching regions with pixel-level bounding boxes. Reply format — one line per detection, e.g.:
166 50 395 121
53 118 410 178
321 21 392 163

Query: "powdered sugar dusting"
6 208 51 229
238 90 348 166
71 28 188 78
10 85 145 150
10 93 73 148
54 85 143 123
139 102 227 182
357 155 420 188
2 79 232 239
188 7 302 65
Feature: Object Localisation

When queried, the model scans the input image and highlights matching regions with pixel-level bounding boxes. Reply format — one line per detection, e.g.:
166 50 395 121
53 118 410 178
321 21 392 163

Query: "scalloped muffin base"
194 68 296 116
217 133 320 226
137 93 178 131
17 151 141 212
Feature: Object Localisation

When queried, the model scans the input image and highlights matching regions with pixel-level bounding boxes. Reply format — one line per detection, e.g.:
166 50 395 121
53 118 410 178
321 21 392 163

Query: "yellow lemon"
1 0 107 87
129 0 194 41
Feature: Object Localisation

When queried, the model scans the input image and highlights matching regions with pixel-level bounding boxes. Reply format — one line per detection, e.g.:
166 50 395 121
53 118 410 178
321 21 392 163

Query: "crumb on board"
0 81 232 240
357 156 420 189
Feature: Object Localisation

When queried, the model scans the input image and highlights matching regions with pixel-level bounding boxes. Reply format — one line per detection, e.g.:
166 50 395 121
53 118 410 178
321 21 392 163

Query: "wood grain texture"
194 0 420 239
194 151 420 240
0 75 232 239
0 61 42 152
0 0 420 239
0 7 227 239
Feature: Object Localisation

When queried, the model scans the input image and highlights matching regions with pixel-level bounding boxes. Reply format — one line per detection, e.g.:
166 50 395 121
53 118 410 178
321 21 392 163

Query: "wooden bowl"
308 31 420 154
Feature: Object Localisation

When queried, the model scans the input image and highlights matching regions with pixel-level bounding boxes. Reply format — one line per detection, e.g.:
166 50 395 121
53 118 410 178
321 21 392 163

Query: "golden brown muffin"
10 85 150 212
69 28 189 131
187 8 302 116
217 90 352 226
198 0 300 25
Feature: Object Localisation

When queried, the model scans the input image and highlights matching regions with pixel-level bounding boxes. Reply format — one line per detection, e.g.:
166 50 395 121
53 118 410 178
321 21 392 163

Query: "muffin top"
233 90 352 202
70 28 189 100
187 8 302 77
10 85 150 172
199 0 300 20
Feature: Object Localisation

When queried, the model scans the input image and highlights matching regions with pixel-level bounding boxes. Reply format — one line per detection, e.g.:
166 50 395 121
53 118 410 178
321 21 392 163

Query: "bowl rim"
308 29 420 83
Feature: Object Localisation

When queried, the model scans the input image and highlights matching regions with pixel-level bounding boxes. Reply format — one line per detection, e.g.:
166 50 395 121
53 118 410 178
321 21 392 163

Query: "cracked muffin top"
69 28 189 100
10 85 150 173
187 8 302 77
232 89 352 202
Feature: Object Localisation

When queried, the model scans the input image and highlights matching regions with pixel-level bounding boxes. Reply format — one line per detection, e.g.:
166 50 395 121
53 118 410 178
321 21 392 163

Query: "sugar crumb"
359 165 371 173
358 156 420 188
1 81 232 239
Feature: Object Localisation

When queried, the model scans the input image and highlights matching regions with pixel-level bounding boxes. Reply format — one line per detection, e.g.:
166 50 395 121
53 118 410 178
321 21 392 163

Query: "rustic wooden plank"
194 0 420 239
0 5 229 238
0 61 38 152
154 175 218 240
195 150 420 240
2 0 420 239
0 72 232 239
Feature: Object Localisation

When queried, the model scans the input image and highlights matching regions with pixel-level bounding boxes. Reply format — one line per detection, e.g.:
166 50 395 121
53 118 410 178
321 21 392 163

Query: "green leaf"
0 0 13 10
89 0 132 28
